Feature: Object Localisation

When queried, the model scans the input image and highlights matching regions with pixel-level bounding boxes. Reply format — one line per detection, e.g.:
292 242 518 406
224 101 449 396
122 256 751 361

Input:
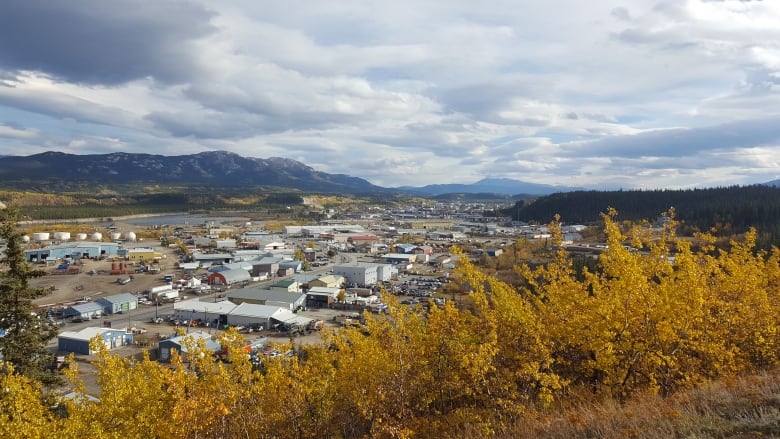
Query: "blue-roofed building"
158 331 222 363
24 241 120 262
58 327 132 355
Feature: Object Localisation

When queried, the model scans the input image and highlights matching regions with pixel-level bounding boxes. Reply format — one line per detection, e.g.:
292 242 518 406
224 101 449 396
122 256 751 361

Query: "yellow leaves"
0 364 63 439
3 209 780 436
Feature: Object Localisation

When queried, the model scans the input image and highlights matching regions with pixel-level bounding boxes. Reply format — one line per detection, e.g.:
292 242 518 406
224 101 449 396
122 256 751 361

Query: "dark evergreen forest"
505 185 780 246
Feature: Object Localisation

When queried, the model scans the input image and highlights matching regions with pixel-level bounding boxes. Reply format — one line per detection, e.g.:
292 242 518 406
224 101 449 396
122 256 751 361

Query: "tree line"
506 185 780 246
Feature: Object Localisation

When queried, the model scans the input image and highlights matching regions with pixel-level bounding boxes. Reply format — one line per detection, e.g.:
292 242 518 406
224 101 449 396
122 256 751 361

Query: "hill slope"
0 151 386 194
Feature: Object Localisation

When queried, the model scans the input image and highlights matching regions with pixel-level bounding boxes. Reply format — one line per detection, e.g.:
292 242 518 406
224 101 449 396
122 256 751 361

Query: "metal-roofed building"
306 286 341 308
158 331 222 363
62 302 105 321
96 293 138 315
308 275 345 289
227 288 306 310
24 241 120 262
58 327 132 355
192 252 234 265
226 303 312 330
173 299 237 327
208 268 252 286
226 303 286 329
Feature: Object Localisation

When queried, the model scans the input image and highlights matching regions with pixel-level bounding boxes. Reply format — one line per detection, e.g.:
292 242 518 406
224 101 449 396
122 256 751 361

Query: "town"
19 200 593 385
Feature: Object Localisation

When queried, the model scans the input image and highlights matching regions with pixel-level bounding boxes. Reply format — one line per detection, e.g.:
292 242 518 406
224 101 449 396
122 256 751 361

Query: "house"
63 302 104 321
96 293 138 315
58 327 132 355
208 268 252 286
158 331 222 363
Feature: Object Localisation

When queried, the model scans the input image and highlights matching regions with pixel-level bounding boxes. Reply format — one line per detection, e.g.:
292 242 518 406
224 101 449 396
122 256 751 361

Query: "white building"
332 262 394 286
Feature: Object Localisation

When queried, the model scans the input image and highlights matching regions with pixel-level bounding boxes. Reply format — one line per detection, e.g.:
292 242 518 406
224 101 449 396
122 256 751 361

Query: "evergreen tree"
0 207 59 384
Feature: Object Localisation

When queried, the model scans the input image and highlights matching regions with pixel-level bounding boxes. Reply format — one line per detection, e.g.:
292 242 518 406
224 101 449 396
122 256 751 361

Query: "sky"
1 0 779 190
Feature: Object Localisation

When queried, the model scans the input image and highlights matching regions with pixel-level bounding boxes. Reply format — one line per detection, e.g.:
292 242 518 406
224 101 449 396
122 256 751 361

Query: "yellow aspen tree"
0 365 62 439
710 229 779 370
454 254 559 417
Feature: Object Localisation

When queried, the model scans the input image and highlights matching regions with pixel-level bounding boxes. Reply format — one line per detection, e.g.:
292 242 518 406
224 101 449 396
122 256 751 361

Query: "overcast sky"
1 0 779 189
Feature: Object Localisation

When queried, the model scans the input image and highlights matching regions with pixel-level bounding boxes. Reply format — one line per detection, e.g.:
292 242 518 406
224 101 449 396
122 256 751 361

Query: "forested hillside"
506 185 780 246
3 212 780 438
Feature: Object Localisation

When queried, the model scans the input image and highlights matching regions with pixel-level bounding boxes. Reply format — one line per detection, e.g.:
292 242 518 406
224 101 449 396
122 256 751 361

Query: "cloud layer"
1 0 778 189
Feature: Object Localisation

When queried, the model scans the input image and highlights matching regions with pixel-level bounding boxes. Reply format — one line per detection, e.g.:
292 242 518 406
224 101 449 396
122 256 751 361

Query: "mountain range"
0 151 386 194
0 151 576 197
398 178 580 196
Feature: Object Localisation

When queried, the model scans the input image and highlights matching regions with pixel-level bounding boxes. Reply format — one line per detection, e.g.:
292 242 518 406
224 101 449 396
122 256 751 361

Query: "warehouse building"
58 327 132 355
96 293 138 315
24 241 120 262
158 331 222 363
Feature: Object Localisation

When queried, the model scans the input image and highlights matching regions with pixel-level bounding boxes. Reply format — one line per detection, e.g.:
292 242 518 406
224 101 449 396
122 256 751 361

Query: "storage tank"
22 235 30 243
91 232 103 241
110 232 122 241
76 233 88 241
125 231 137 241
54 231 71 241
33 232 50 241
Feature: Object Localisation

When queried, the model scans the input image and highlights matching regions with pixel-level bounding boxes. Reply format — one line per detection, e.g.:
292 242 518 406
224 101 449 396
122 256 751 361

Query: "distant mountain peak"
398 177 581 196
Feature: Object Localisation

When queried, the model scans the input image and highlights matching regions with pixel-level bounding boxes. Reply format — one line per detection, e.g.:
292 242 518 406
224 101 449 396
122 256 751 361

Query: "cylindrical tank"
54 231 71 241
111 262 118 272
76 233 88 240
22 235 30 243
33 232 50 241
125 231 137 241
110 232 121 241
91 232 103 241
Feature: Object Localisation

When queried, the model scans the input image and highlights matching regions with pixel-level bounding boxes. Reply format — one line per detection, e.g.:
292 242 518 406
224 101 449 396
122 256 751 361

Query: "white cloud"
0 123 37 139
0 0 778 188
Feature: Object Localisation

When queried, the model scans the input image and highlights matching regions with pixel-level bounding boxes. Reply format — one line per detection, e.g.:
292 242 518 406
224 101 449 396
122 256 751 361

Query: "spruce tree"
0 207 59 384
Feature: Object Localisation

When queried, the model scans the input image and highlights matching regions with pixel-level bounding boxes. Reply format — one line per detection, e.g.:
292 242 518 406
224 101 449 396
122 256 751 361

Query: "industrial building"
158 331 222 363
58 327 132 355
207 268 252 286
96 293 138 315
24 241 120 263
226 288 306 310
